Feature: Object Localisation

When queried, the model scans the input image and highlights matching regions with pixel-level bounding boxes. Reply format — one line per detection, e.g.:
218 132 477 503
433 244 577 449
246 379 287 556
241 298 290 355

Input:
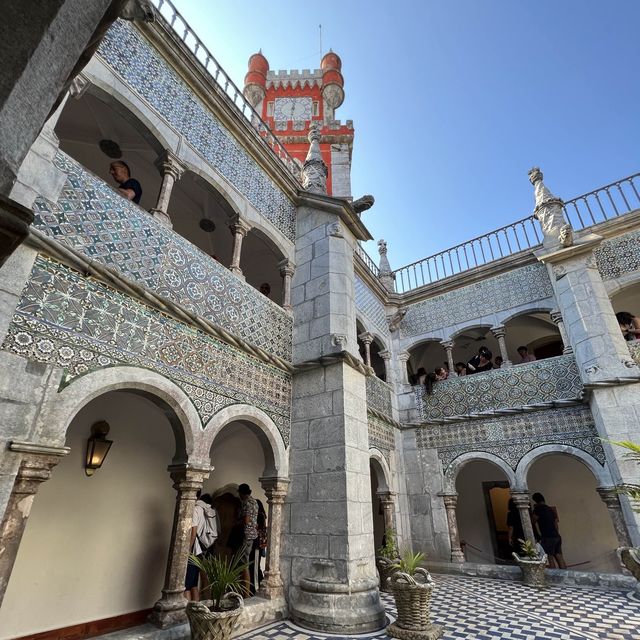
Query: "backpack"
197 505 218 550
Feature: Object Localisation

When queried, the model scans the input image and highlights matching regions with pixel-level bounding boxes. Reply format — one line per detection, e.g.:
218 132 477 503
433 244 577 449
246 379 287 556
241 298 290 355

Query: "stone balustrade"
366 374 393 419
415 354 583 422
32 152 292 361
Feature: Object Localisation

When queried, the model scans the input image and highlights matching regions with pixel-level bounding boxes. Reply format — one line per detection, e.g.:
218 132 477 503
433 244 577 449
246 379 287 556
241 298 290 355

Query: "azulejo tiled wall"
415 405 604 473
368 413 396 461
33 152 292 361
595 229 640 280
366 374 393 419
98 20 297 243
2 256 292 445
414 355 582 421
355 276 389 339
400 263 553 338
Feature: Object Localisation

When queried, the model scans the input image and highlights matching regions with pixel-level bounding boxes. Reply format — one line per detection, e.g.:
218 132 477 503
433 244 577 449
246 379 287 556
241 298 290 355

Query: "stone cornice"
9 441 70 457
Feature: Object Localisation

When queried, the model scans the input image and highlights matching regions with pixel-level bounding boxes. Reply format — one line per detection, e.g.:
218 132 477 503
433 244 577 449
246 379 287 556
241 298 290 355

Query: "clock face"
273 97 313 121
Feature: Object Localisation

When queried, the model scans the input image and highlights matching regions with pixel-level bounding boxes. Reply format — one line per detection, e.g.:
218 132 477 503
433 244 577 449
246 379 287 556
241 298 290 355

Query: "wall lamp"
85 421 113 476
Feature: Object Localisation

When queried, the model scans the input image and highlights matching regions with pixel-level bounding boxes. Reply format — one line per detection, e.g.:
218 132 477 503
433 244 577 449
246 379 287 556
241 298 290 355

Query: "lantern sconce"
85 421 113 476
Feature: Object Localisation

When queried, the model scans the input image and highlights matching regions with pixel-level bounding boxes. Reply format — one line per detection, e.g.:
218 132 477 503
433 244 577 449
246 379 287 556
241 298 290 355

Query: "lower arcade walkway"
238 575 639 640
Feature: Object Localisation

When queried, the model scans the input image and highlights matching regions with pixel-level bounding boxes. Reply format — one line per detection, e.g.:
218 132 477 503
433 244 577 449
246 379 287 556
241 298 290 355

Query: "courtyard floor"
238 575 640 640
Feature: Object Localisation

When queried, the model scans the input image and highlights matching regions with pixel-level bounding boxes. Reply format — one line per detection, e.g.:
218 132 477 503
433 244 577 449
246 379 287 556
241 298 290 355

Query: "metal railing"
562 173 640 229
354 243 380 277
392 172 640 294
151 0 300 181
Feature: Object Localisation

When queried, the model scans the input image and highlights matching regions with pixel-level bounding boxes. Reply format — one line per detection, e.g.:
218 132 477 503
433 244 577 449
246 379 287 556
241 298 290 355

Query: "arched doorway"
526 453 620 572
406 339 446 383
369 455 391 552
0 390 185 639
503 311 562 362
451 326 499 371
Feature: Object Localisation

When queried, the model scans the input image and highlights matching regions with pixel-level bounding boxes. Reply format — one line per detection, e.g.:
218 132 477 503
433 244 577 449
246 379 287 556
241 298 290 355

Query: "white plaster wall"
456 461 508 564
0 391 176 639
527 455 620 573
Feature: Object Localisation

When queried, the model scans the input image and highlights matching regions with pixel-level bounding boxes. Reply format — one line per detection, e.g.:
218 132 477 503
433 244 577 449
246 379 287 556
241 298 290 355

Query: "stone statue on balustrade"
528 167 573 248
301 123 328 194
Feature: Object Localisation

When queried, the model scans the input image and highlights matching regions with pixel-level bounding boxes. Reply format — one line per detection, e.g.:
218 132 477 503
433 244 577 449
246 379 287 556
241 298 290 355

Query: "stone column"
0 443 69 608
550 309 573 354
596 486 632 548
510 491 536 544
279 260 295 311
358 332 373 367
258 476 290 599
491 325 512 367
397 351 410 385
441 340 456 376
149 465 209 628
377 491 396 535
439 493 465 563
149 151 185 228
379 350 393 384
229 217 250 278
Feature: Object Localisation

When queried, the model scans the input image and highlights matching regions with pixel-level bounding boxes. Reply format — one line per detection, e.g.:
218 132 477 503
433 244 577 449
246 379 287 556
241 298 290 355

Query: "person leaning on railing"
616 311 640 341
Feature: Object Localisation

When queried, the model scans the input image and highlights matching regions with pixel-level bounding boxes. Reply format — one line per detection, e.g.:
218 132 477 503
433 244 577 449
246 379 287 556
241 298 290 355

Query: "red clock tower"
243 50 354 197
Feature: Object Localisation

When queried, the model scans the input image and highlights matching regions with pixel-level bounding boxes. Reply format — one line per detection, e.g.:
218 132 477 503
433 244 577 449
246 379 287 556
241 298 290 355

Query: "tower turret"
320 50 344 121
243 51 269 109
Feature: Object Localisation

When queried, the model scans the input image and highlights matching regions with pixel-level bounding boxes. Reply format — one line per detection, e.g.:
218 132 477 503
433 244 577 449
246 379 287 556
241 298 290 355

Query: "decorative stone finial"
377 239 396 292
301 123 328 194
528 167 573 248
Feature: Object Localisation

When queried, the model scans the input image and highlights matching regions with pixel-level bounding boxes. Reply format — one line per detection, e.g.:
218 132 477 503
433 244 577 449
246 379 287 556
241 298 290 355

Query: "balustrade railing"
354 243 380 277
151 0 300 180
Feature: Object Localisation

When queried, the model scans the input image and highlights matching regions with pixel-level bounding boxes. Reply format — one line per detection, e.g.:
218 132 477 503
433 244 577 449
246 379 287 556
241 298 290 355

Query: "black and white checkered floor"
238 575 640 640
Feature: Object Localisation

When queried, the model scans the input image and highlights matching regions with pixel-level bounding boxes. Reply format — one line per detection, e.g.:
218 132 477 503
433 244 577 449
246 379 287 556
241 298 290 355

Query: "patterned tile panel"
368 413 396 460
400 263 553 337
595 228 640 280
366 375 393 418
629 340 640 365
33 152 292 361
415 405 604 472
1 256 292 444
97 20 297 242
415 355 582 421
355 276 389 338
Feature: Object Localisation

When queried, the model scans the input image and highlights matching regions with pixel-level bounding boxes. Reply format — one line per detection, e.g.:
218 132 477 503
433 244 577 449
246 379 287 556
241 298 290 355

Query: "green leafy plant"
393 548 427 576
188 552 246 611
610 440 640 512
518 538 541 560
377 530 399 560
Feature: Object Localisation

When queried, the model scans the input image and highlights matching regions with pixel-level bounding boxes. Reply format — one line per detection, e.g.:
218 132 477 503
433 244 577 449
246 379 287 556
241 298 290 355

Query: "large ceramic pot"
512 552 547 588
618 547 640 581
387 569 443 640
186 593 244 640
376 556 399 592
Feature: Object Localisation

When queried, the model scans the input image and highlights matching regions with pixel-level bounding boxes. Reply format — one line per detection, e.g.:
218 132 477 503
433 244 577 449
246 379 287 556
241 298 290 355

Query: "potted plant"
512 539 547 588
376 529 400 592
386 549 443 640
185 552 245 640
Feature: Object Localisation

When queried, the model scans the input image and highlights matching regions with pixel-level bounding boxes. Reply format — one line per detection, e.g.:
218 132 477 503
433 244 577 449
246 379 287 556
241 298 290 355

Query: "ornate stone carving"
388 308 407 332
301 124 327 194
328 222 343 237
352 195 374 213
528 167 573 248
331 333 347 349
377 239 395 293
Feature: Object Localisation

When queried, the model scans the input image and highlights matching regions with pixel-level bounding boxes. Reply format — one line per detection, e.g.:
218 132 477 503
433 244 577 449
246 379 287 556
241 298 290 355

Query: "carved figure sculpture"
302 124 328 194
528 167 573 248
388 308 407 332
352 195 374 214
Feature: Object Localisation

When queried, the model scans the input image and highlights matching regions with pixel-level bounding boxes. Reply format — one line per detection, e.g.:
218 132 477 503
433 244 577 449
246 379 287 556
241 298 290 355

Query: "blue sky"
172 0 640 269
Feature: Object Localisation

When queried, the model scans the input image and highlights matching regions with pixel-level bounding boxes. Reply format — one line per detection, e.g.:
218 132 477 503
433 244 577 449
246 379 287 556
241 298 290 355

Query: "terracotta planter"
186 593 243 640
387 569 443 640
512 552 547 588
376 556 399 592
618 547 640 581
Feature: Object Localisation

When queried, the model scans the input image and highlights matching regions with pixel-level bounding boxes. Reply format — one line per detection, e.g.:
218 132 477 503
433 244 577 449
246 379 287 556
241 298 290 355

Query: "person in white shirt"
517 346 536 363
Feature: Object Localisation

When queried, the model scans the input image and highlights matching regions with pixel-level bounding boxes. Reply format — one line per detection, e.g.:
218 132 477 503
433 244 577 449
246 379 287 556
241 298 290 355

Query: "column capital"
441 340 455 350
259 476 290 501
278 259 295 277
490 325 506 339
550 309 563 325
378 349 392 361
438 492 458 508
155 150 185 181
377 490 396 502
397 351 410 363
230 216 251 237
509 491 531 507
358 331 374 346
167 464 210 490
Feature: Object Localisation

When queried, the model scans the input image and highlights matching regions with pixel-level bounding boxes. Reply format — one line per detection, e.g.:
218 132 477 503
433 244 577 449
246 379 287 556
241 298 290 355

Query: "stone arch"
202 404 288 478
369 449 392 492
515 444 612 491
35 366 198 464
449 323 494 341
443 451 516 493
605 270 640 297
498 304 555 325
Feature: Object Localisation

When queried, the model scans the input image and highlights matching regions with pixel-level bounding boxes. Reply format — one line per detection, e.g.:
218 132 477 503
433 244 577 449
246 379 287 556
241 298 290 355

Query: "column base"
450 550 465 564
289 576 385 634
148 592 187 628
258 573 285 600
149 208 173 229
387 622 444 640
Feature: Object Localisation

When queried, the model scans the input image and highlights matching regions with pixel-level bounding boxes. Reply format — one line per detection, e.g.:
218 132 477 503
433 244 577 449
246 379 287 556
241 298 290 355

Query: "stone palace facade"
0 3 639 639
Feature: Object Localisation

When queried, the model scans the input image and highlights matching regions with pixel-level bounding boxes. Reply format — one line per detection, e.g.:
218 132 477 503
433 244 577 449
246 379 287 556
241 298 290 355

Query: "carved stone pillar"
441 340 456 376
491 325 512 367
510 491 536 544
397 351 410 385
0 443 69 608
149 151 185 228
279 259 295 311
359 332 373 367
379 350 393 384
377 491 396 535
596 486 632 548
550 309 573 354
439 493 465 563
149 465 209 628
229 218 250 278
258 476 290 599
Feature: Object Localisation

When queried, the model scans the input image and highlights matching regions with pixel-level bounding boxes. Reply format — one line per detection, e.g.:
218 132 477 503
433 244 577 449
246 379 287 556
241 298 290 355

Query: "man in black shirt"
532 492 567 568
109 160 142 204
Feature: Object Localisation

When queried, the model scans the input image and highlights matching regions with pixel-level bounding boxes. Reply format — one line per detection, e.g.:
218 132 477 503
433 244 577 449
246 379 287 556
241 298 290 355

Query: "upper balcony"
366 373 393 420
414 354 583 423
